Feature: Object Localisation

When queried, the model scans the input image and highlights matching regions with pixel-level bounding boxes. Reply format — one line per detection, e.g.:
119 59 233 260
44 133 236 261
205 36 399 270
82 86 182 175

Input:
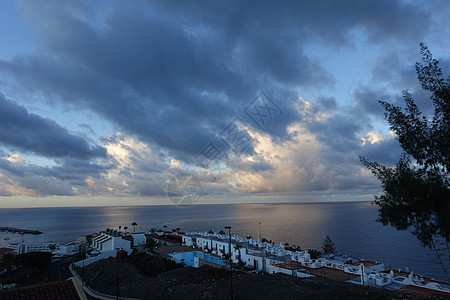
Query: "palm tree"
132 222 137 233
118 226 122 231
0 252 17 281
144 239 158 252
123 226 128 233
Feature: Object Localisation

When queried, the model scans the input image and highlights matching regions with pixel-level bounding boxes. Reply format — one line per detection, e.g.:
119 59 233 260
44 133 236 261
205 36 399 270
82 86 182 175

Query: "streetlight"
259 222 261 240
224 226 233 300
82 252 85 286
116 248 121 300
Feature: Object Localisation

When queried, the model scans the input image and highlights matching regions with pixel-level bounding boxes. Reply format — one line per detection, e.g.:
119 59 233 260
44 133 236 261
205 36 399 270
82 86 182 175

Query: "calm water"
0 202 448 281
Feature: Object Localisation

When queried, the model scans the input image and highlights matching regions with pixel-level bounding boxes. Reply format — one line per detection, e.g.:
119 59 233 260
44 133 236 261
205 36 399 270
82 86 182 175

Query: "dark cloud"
0 153 112 193
360 138 402 166
5 0 429 159
19 175 75 196
0 93 106 159
315 96 338 112
352 86 389 117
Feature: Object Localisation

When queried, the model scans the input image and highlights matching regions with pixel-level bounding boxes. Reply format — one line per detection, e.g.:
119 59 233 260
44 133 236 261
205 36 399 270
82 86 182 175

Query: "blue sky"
0 0 449 207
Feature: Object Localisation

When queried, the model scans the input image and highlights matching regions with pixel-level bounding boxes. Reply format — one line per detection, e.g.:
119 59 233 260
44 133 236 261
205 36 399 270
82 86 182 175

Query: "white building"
91 230 131 252
130 232 146 246
7 241 60 254
59 241 82 255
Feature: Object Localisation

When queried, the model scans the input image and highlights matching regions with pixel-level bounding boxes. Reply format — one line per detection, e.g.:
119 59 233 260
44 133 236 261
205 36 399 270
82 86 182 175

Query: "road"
46 256 74 282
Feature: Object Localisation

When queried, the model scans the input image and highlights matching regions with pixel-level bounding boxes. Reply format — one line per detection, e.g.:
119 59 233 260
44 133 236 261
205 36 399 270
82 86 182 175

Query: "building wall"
182 236 193 246
131 233 146 246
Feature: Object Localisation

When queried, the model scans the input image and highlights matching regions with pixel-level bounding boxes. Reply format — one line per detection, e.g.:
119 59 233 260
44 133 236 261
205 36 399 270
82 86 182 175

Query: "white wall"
131 233 146 246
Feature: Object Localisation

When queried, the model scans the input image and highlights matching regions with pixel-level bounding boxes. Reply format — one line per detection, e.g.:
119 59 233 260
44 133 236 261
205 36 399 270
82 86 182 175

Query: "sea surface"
0 201 448 281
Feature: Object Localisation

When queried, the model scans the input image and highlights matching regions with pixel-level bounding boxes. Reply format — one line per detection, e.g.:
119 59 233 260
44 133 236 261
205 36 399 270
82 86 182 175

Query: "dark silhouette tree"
307 249 321 259
74 251 87 262
0 252 16 281
322 235 337 255
85 234 92 245
123 226 128 233
360 44 450 281
132 222 137 233
144 239 158 252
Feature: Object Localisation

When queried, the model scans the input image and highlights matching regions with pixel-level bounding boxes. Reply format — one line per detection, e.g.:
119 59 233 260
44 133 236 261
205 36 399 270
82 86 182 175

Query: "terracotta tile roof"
152 235 181 244
345 259 380 267
284 246 302 252
62 241 79 246
0 247 15 256
93 235 110 243
302 266 360 282
272 261 300 270
145 233 158 239
0 278 81 300
99 237 112 244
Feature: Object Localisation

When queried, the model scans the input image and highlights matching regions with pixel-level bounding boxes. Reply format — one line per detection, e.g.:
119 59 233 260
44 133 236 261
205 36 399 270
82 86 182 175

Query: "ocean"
0 201 448 281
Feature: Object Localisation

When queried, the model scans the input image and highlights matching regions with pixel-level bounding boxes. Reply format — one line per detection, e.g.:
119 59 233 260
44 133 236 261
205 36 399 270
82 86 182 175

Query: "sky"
0 0 449 208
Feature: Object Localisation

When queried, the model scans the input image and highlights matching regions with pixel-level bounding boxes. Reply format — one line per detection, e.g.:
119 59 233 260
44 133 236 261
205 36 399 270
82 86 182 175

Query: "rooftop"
0 278 82 300
0 247 15 256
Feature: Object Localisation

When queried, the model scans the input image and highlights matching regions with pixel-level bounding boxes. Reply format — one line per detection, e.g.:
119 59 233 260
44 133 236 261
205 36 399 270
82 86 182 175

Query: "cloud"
0 93 106 159
0 0 447 199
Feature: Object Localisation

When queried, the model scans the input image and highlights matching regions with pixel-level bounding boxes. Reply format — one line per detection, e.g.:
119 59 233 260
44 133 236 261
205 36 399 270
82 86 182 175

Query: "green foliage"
17 252 52 271
360 44 450 281
0 252 17 278
74 251 87 262
322 235 336 254
307 249 321 259
261 237 273 244
85 234 92 244
144 239 158 252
